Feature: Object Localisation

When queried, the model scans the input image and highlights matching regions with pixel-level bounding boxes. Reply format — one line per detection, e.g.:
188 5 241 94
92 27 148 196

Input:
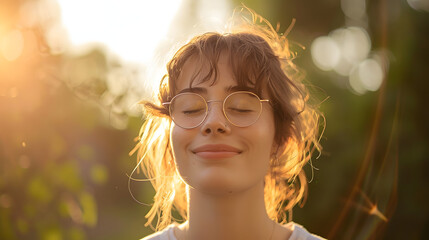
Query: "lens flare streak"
350 189 388 222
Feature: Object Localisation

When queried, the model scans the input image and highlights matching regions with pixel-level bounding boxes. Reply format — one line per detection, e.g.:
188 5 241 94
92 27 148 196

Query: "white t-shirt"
141 222 326 240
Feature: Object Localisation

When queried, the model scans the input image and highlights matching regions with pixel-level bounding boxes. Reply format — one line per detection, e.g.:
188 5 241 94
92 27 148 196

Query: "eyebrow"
177 85 256 95
177 87 207 94
226 85 257 93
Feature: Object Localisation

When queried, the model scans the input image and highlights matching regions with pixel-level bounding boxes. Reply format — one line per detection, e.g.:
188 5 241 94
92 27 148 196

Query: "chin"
185 168 246 194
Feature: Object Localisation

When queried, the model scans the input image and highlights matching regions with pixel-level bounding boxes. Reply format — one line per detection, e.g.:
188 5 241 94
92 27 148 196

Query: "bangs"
137 7 323 230
168 32 277 99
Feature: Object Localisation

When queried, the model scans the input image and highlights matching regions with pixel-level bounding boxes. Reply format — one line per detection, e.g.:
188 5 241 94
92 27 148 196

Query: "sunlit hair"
131 7 323 231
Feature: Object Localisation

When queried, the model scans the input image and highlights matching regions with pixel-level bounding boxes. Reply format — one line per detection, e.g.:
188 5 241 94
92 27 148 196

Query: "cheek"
170 124 194 174
170 124 185 159
258 113 276 152
244 115 276 168
255 128 276 165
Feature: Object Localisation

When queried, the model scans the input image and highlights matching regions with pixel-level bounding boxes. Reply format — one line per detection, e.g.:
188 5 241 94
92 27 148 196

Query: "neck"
182 181 275 240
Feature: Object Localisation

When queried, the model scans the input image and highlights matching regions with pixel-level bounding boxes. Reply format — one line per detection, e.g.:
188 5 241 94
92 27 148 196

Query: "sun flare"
57 0 183 63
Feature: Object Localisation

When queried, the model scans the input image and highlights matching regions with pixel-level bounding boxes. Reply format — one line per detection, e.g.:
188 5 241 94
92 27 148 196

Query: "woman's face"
170 54 276 194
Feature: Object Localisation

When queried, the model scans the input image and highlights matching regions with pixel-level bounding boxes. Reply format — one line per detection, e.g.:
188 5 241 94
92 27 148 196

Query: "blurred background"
0 0 428 239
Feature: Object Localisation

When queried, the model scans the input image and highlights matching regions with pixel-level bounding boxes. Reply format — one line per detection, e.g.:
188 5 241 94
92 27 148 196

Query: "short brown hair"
131 7 323 230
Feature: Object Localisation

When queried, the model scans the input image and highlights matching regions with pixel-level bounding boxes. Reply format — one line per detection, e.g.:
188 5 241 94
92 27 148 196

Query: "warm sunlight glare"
57 0 183 63
0 29 24 62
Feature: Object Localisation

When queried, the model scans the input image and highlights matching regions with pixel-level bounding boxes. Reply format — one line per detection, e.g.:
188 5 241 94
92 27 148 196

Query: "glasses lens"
170 93 207 128
224 92 262 127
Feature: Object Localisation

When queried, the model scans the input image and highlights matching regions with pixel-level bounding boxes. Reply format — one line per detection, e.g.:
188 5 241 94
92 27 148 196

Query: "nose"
200 102 231 135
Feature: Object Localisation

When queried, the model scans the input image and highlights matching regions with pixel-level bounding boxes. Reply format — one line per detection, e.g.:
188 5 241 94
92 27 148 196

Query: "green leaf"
79 192 97 227
27 177 52 204
90 164 108 185
54 161 83 192
68 227 85 240
77 145 95 162
42 226 62 240
0 210 16 239
17 218 28 234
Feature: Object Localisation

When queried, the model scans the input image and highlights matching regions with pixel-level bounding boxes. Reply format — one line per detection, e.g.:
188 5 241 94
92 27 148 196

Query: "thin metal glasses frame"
162 91 269 129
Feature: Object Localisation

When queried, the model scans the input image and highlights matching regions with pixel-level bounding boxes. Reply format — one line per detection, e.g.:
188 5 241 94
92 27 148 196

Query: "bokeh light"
407 0 429 12
357 58 384 91
1 29 24 61
311 36 341 71
331 27 371 76
310 24 383 95
45 23 70 54
311 27 371 77
349 58 384 94
341 0 366 20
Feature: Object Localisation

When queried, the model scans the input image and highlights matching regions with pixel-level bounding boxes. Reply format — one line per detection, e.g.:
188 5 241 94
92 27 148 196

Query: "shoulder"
140 224 177 240
285 222 326 240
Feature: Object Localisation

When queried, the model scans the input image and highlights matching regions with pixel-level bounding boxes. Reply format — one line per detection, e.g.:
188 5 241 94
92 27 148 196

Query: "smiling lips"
192 144 242 159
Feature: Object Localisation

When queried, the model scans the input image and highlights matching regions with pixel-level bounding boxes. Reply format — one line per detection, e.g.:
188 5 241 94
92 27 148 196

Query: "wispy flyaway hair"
130 6 324 231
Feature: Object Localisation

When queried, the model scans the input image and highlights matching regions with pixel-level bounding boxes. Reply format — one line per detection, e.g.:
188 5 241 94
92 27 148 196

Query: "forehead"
174 53 237 92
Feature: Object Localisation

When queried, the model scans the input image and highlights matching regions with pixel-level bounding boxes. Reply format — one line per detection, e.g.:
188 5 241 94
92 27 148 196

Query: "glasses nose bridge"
205 99 227 121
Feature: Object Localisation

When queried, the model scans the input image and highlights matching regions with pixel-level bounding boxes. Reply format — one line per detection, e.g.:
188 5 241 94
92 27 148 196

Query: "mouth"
191 144 242 159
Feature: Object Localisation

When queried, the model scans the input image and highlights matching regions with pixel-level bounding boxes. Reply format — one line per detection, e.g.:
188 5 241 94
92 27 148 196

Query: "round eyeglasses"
162 91 270 129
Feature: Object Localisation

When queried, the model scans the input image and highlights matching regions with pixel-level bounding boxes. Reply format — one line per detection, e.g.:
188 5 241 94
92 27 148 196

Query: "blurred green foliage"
0 0 428 240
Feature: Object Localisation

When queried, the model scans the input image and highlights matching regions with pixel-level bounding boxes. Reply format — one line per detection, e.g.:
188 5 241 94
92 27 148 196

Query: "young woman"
132 8 325 240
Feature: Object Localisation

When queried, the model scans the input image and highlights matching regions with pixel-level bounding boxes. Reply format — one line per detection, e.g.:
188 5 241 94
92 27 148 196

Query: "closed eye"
228 107 254 113
183 108 205 115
